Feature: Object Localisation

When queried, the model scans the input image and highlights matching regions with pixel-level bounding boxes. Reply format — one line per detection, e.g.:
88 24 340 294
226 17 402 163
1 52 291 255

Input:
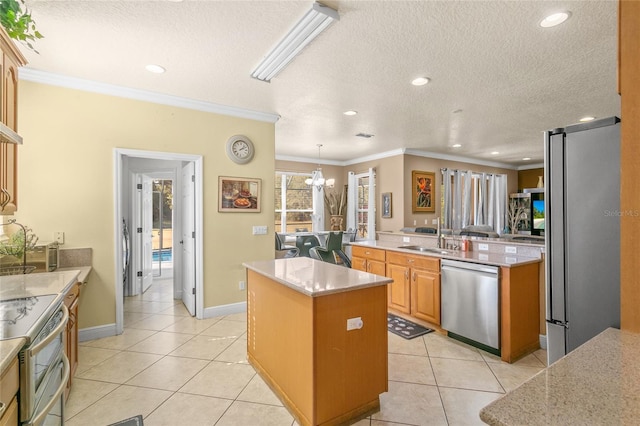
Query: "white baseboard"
539 334 547 350
203 301 247 319
79 323 117 342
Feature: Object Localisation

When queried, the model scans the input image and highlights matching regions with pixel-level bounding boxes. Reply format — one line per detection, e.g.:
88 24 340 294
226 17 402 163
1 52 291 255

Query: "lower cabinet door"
411 269 441 325
386 263 410 313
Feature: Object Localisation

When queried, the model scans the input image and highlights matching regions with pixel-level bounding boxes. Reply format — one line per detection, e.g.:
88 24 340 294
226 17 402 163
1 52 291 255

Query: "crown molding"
403 149 518 170
516 162 544 171
18 67 280 124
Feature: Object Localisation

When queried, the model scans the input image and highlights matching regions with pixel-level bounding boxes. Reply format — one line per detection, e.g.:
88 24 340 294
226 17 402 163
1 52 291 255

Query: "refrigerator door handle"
546 130 567 324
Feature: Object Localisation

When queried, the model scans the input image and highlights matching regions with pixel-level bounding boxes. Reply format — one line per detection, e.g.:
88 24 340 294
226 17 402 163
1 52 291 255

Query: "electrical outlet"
346 317 363 331
413 220 417 225
478 243 489 251
424 219 428 224
239 281 245 290
403 237 410 243
505 246 517 254
432 219 438 224
54 232 65 244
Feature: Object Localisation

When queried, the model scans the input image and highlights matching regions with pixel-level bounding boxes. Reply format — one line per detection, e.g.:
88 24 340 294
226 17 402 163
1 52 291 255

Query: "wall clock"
226 135 255 164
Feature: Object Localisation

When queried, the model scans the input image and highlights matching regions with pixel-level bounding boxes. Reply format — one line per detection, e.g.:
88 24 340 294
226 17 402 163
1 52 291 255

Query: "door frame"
114 148 204 334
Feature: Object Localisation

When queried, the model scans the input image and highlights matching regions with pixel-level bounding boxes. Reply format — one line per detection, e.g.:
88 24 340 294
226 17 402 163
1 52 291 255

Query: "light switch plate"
505 246 517 254
478 243 489 251
252 226 268 235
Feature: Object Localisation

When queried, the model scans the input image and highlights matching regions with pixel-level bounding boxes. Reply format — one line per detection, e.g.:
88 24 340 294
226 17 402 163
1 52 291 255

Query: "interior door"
181 162 196 315
140 175 154 293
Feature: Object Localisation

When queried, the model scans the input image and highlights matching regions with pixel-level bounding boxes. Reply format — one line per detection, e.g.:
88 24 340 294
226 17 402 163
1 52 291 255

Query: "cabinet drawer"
0 357 18 411
387 251 440 272
352 246 386 262
64 282 80 308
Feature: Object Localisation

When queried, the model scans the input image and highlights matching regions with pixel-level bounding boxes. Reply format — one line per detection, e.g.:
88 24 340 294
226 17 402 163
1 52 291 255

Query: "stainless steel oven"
19 301 69 425
1 293 69 426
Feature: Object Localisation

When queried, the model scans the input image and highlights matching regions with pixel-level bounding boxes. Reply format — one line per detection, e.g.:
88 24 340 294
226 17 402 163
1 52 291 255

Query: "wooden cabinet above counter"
0 26 27 215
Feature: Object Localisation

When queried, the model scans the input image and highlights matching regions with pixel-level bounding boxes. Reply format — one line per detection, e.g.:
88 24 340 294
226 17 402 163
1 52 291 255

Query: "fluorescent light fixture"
540 11 570 28
251 2 339 82
579 116 595 122
411 77 430 86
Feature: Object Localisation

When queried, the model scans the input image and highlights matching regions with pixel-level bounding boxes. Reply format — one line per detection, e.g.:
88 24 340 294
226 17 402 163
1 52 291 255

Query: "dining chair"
296 235 321 257
275 233 299 258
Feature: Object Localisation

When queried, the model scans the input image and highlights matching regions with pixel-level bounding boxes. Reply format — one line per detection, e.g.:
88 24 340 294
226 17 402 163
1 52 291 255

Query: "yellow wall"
17 81 275 328
518 168 544 191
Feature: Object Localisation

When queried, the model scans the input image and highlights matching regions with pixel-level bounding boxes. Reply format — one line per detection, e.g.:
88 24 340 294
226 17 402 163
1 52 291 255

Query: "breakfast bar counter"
480 328 640 425
243 257 392 426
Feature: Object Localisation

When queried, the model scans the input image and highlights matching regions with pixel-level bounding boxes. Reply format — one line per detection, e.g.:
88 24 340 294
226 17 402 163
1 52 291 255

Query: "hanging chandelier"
305 144 335 190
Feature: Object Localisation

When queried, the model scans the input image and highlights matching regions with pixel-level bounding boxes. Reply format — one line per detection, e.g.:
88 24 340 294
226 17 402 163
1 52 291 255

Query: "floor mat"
107 415 144 426
387 313 434 339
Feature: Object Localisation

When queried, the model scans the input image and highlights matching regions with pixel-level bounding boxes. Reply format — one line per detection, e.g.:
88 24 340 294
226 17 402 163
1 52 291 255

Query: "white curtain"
442 168 452 229
311 174 325 231
346 171 356 233
443 169 508 233
461 169 473 229
475 173 488 225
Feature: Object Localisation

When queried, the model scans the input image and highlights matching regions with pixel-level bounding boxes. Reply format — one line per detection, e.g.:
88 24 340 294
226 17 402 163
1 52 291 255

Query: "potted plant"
324 185 346 231
0 0 43 52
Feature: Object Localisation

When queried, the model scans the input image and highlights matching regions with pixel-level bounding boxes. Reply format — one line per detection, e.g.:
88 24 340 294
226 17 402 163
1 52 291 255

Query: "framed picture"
218 176 261 212
381 192 392 218
412 170 436 213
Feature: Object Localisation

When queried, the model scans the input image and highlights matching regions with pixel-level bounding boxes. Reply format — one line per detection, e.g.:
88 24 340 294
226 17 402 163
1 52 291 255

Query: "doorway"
114 149 204 335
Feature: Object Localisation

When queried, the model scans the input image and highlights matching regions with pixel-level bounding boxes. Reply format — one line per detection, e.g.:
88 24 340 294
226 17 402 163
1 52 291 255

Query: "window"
275 172 316 233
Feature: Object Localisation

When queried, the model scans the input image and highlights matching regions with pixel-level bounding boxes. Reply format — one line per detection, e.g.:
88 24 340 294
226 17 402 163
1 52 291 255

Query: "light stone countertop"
0 268 91 376
351 240 541 268
480 328 640 425
243 257 392 297
0 337 25 375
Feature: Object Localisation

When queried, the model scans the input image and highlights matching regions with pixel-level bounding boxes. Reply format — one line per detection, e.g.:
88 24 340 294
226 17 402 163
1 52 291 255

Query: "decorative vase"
536 176 544 188
330 215 344 231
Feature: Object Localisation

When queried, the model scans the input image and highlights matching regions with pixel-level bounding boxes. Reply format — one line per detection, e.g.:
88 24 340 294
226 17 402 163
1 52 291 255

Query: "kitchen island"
243 257 393 426
480 328 640 425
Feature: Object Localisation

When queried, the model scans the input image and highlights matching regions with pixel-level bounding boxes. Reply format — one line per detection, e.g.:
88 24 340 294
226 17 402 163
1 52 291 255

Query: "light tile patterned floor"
66 276 547 426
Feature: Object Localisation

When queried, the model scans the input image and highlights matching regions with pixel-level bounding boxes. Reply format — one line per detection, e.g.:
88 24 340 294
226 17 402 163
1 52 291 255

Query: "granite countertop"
243 257 393 297
480 328 640 425
351 240 541 268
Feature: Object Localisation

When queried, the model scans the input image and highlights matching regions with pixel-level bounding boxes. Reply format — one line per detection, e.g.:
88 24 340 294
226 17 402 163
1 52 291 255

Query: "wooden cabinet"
386 251 441 325
63 281 81 400
0 357 19 426
351 246 386 276
0 26 27 215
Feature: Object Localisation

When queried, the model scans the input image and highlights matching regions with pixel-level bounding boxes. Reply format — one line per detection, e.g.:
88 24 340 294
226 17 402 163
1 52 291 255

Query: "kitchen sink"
399 245 450 255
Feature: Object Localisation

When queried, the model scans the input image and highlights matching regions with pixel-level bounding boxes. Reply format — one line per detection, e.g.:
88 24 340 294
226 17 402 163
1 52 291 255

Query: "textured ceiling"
21 0 620 167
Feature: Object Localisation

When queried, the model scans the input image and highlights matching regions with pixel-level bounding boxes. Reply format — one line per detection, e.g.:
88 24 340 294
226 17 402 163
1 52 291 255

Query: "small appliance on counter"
25 241 59 273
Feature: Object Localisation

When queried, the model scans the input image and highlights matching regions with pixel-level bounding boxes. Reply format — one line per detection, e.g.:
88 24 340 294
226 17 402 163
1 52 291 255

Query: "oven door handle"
27 304 69 358
24 354 69 426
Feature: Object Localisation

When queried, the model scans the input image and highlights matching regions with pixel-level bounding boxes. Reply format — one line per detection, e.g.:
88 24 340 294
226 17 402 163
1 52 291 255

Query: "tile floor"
66 275 548 426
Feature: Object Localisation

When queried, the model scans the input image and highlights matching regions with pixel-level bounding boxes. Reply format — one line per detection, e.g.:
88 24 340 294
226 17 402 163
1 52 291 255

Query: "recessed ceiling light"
523 157 531 161
452 144 462 148
411 77 430 86
579 116 595 122
343 110 358 116
491 151 499 155
145 64 166 74
540 12 571 28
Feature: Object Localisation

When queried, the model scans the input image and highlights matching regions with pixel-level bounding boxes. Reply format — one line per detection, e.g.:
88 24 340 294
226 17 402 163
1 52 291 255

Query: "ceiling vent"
356 133 374 138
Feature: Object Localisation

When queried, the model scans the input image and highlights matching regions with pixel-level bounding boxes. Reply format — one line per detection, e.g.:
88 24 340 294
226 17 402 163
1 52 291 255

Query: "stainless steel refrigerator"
545 116 621 365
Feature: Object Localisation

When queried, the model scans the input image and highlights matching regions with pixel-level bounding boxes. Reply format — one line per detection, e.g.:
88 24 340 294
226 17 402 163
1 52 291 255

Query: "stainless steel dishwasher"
441 259 500 352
